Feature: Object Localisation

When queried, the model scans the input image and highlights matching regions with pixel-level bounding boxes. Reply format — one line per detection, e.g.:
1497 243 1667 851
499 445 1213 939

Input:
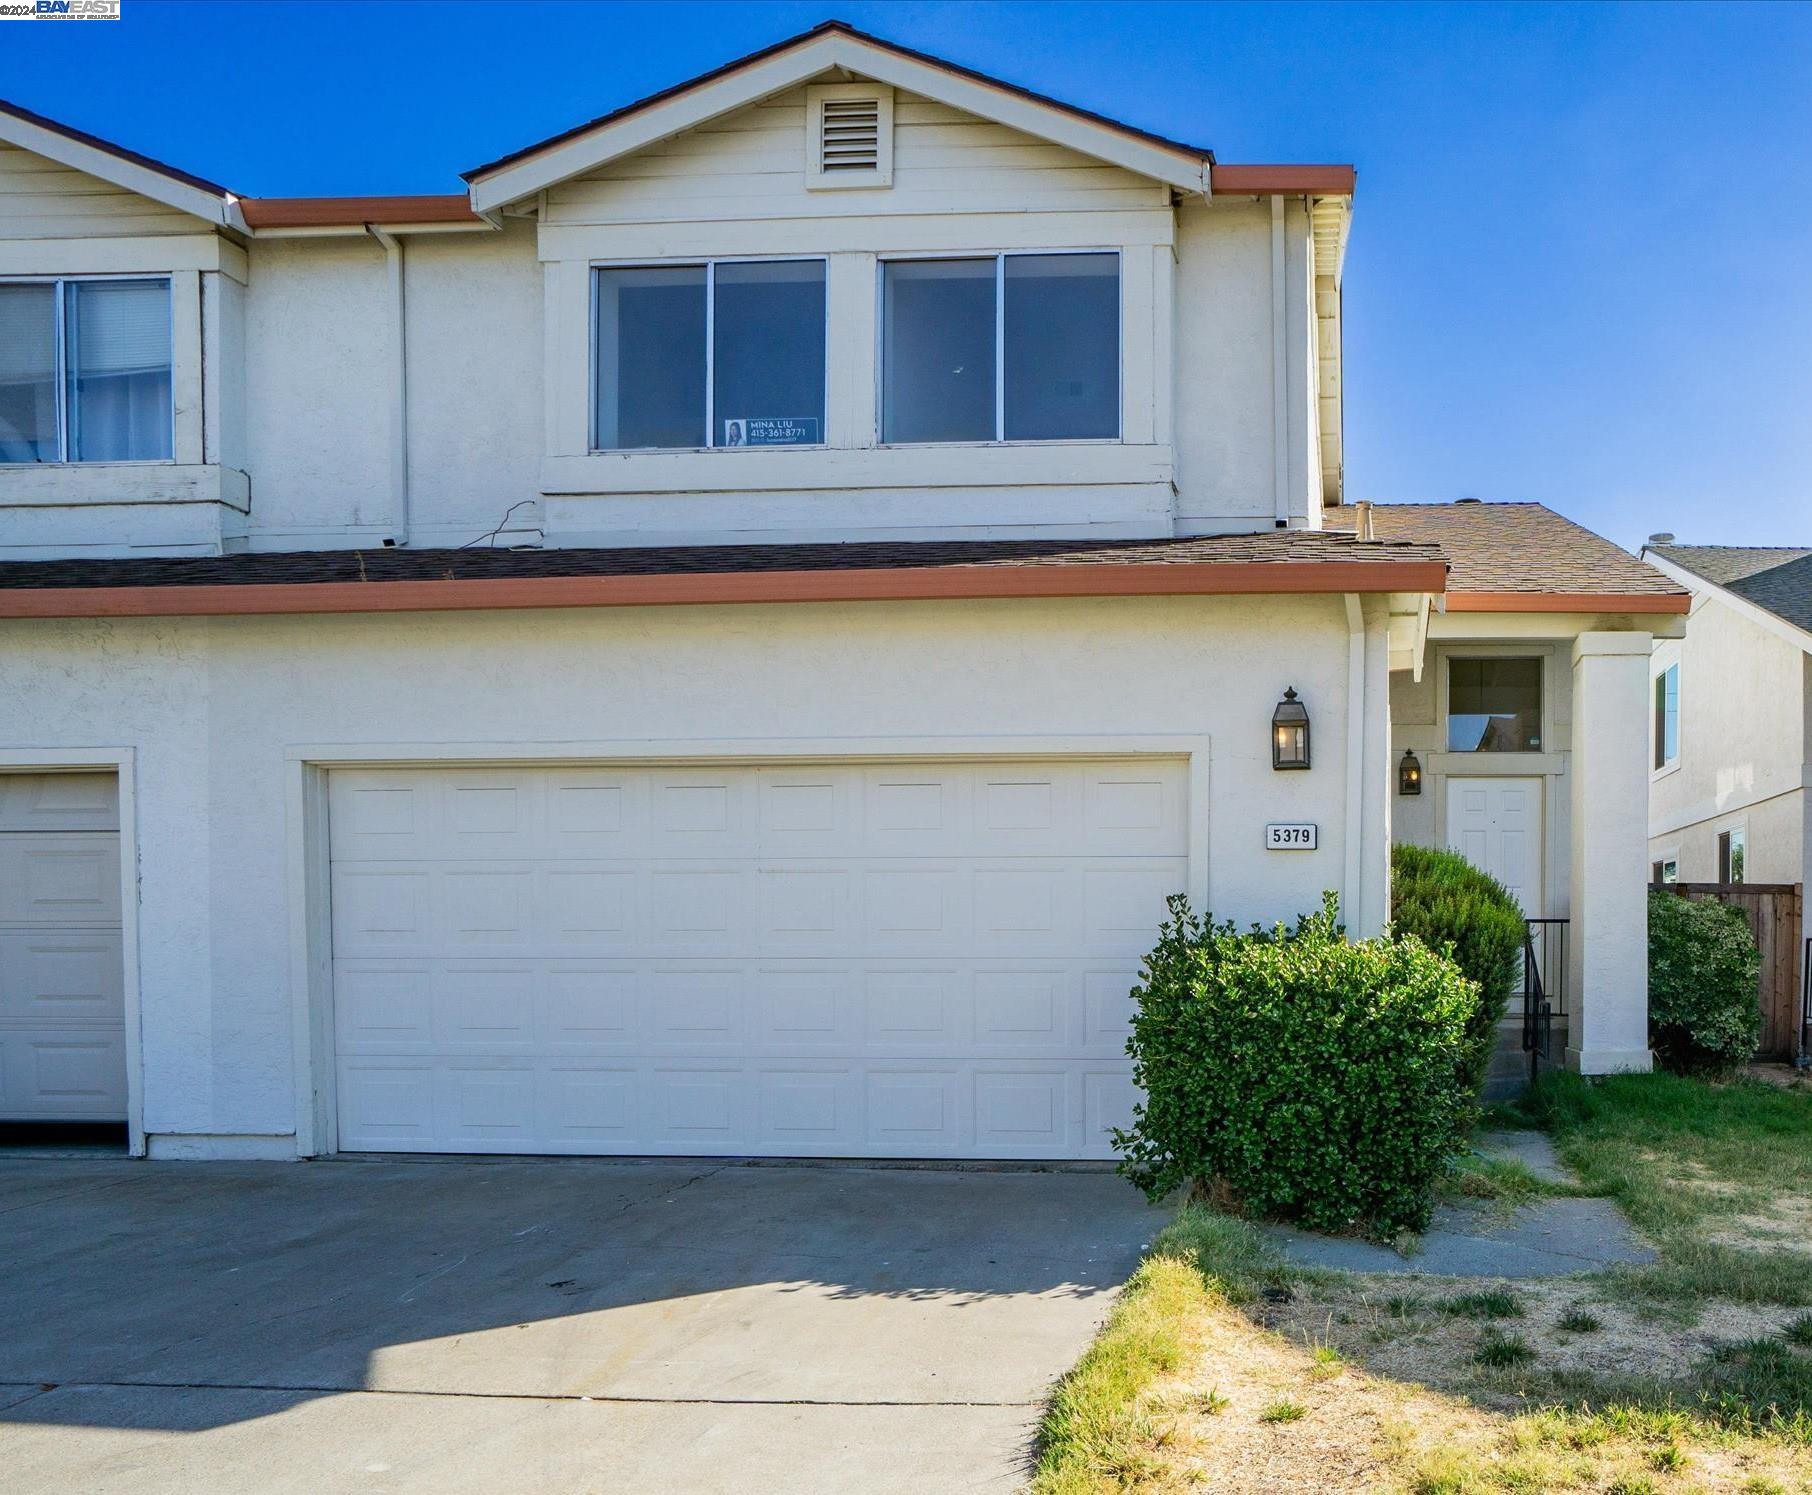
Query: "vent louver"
820 97 881 173
805 84 893 189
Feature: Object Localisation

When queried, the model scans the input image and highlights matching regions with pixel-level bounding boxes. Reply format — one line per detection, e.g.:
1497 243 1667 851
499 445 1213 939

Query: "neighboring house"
0 22 1685 1160
1642 543 1812 902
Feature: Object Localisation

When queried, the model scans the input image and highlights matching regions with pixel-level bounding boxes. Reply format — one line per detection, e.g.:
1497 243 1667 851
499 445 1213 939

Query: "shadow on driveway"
0 1156 1160 1441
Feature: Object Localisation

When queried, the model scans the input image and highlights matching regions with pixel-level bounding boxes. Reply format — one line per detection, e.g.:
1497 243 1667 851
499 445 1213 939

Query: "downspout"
1344 593 1366 933
369 226 410 546
1271 195 1290 528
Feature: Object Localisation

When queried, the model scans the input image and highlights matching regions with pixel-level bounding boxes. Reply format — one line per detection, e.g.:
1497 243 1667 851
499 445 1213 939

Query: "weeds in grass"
1557 1306 1602 1333
1258 1398 1305 1423
1475 1328 1536 1368
1385 1292 1426 1319
1030 1205 1289 1492
1443 1288 1524 1320
1650 1442 1687 1472
1196 1388 1228 1415
1783 1312 1812 1348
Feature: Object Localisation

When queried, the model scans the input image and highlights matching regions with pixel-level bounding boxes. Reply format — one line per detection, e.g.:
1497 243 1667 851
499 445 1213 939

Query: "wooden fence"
1663 883 1804 1061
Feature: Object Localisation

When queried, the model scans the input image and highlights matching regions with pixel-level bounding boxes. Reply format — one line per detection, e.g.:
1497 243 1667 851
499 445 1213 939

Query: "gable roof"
465 18 1237 212
0 96 242 230
1325 502 1688 613
1645 545 1812 643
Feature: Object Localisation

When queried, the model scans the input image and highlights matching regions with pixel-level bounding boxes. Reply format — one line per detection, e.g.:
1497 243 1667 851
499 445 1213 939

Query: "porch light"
1399 749 1423 796
1271 687 1310 770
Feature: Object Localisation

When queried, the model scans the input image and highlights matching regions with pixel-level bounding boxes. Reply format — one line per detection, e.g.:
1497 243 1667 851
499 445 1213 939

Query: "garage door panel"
0 1028 127 1118
329 759 1186 1159
0 836 122 926
0 772 118 833
0 931 124 1026
0 776 126 1122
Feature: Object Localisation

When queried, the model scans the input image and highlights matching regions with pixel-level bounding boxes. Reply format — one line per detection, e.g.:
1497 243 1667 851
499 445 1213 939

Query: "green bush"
1389 843 1526 1099
1648 890 1760 1074
1114 892 1477 1236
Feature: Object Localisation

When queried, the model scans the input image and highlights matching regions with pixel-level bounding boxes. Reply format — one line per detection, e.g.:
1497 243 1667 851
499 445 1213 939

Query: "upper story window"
1447 657 1543 752
591 259 826 452
880 252 1120 445
1653 662 1679 769
0 277 172 464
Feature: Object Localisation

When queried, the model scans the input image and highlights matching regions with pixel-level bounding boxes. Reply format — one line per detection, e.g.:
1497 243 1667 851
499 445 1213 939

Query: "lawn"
1035 1071 1812 1493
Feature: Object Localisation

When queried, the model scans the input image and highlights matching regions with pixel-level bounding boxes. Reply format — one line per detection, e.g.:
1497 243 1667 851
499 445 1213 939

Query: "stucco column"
1566 631 1654 1074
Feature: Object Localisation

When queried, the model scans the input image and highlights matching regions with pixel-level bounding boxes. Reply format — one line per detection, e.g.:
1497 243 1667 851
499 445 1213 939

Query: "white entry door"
1445 776 1544 915
327 759 1188 1160
0 774 127 1121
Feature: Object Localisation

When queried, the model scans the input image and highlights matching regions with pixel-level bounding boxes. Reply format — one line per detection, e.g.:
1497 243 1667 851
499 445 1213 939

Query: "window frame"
1718 826 1747 885
1653 661 1680 772
1651 858 1678 886
0 272 175 467
587 255 831 455
1442 653 1546 754
875 248 1125 448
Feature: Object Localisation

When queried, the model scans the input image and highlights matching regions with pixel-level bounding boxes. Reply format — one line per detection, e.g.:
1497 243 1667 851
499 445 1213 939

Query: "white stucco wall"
0 91 1333 557
1647 592 1809 886
0 593 1368 1154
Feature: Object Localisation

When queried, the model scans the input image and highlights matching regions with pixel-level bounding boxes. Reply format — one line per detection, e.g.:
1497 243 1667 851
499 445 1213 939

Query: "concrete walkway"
0 1157 1164 1493
1264 1131 1654 1278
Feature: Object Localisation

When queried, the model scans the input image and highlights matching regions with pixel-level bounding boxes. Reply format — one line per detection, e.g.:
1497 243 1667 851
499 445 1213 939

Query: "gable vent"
820 97 881 173
805 84 894 189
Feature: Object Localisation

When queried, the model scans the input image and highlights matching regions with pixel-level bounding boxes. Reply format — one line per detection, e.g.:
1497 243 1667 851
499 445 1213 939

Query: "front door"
1444 777 1543 915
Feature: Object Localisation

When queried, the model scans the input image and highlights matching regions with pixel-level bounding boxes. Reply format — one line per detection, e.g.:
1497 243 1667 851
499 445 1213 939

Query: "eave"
0 559 1448 620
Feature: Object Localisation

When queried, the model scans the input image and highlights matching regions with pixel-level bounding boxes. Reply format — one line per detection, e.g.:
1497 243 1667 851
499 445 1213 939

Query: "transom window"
0 277 172 464
591 259 826 451
1654 662 1679 769
881 252 1120 444
1447 657 1543 752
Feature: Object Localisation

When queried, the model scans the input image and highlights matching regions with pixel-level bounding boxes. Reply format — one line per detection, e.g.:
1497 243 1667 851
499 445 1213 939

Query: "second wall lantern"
1271 687 1310 770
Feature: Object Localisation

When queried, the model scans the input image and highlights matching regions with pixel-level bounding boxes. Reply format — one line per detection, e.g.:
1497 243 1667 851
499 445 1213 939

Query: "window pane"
66 279 171 462
1004 253 1119 439
713 260 825 447
1661 665 1679 764
594 265 706 450
882 258 995 443
0 283 59 462
1447 658 1543 751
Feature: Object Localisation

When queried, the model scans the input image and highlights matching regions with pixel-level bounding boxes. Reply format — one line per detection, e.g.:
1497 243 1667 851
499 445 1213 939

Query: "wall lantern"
1399 748 1423 796
1271 687 1311 770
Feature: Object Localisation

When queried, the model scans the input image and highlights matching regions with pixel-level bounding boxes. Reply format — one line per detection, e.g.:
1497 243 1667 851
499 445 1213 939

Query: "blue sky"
4 1 1807 550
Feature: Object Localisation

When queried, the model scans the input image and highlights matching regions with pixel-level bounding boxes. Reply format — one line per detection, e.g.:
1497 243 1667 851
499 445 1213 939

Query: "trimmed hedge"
1648 889 1761 1075
1114 893 1477 1236
1389 843 1527 1098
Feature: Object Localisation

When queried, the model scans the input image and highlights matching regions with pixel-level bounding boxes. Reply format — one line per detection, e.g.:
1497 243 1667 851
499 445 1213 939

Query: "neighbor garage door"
0 773 127 1122
328 760 1186 1159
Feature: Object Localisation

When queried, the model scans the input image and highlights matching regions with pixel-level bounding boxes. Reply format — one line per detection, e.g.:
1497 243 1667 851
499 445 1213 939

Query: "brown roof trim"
0 559 1447 620
464 18 1215 182
1210 164 1355 196
240 195 484 229
0 96 232 198
1444 590 1689 615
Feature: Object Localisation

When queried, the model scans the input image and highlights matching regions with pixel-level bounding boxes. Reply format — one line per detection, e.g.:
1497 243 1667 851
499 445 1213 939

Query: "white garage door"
0 773 127 1122
328 759 1187 1159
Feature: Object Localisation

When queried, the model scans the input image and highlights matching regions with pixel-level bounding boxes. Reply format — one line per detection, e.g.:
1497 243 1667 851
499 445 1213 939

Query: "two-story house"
1642 542 1812 1053
0 22 1684 1159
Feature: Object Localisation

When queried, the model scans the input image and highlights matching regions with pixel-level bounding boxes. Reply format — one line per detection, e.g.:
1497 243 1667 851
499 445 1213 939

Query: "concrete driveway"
0 1157 1162 1493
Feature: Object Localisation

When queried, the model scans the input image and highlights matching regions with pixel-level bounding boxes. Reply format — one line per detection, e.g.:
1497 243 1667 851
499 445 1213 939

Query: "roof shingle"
1648 545 1812 638
0 530 1443 593
1325 502 1684 599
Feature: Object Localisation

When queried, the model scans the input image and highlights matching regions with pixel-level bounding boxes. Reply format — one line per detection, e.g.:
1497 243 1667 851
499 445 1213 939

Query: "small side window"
1718 828 1746 885
1653 663 1679 769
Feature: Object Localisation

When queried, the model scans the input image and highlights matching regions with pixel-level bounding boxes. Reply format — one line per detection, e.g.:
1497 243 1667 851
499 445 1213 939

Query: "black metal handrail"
1522 918 1569 1086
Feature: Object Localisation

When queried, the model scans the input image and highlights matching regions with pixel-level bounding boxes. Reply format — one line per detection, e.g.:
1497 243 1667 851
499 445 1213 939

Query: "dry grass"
1035 1074 1812 1492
